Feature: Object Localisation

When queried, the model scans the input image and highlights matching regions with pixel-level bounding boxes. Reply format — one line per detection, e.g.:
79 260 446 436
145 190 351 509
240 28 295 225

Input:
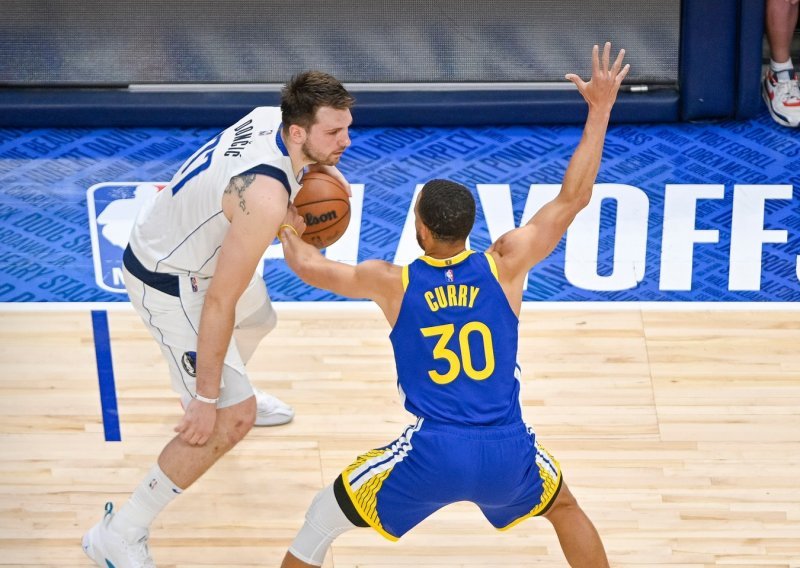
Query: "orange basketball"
294 171 351 249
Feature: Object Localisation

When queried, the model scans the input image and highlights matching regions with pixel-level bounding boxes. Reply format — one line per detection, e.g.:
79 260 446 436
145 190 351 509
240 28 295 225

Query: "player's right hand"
175 398 217 446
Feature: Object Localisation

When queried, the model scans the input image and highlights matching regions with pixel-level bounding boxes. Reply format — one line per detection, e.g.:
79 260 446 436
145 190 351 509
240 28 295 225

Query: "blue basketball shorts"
340 417 562 540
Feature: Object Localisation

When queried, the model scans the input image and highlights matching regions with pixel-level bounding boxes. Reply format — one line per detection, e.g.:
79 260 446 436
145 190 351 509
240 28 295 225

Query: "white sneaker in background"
762 69 800 127
180 388 295 426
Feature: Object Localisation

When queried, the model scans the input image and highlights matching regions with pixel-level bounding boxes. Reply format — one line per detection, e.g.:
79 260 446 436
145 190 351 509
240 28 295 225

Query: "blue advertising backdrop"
0 109 797 305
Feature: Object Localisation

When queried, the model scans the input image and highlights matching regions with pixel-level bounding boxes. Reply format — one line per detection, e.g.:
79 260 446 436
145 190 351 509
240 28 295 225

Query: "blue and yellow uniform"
340 250 563 540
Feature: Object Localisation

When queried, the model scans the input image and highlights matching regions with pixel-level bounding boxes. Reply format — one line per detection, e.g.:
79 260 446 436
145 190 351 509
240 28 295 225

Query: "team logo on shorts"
86 182 165 293
181 351 197 377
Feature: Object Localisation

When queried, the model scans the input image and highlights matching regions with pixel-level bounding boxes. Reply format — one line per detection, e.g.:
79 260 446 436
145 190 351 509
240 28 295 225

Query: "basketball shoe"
82 502 155 568
253 388 295 426
180 388 294 426
762 68 800 127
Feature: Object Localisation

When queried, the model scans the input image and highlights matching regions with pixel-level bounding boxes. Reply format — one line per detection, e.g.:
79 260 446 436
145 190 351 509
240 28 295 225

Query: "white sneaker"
180 389 294 427
253 388 295 426
762 69 800 127
82 502 156 568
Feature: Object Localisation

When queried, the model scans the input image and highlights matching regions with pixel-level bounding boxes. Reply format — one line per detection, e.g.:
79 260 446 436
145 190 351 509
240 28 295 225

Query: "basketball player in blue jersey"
278 44 628 567
82 72 355 568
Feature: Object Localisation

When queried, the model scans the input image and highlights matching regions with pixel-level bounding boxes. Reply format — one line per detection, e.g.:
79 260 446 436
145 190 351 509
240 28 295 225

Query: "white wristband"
194 392 219 404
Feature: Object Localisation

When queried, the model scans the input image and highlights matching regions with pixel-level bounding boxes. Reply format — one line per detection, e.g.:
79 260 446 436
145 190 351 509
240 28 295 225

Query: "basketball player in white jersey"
82 71 355 568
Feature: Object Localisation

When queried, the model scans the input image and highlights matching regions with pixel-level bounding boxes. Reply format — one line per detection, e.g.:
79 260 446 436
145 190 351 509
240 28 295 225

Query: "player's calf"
543 482 610 568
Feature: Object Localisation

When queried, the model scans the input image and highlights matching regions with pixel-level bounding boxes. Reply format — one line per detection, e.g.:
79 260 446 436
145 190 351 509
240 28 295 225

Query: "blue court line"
90 310 121 441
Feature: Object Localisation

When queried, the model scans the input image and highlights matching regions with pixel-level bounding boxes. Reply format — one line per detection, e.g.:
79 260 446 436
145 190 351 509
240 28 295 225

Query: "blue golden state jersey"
389 250 522 426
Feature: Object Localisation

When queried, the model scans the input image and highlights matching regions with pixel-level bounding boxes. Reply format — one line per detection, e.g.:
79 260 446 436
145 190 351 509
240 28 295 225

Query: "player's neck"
424 242 468 260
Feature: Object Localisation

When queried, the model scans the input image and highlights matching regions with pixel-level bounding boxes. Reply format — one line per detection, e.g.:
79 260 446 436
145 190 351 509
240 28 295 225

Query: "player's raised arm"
489 43 629 288
279 207 404 323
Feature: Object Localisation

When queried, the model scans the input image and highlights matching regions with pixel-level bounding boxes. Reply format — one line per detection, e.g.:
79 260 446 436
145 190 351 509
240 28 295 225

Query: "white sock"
771 58 795 82
110 464 183 539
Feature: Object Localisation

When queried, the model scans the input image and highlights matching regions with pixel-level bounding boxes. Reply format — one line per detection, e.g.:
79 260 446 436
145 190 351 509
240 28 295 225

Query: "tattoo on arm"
224 174 256 214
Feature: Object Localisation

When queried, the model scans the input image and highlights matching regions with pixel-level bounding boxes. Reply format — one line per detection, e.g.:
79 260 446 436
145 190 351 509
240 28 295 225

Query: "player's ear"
417 222 432 247
287 123 307 144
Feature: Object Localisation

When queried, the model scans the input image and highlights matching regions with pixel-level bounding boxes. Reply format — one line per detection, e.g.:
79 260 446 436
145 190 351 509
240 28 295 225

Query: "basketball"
294 171 351 249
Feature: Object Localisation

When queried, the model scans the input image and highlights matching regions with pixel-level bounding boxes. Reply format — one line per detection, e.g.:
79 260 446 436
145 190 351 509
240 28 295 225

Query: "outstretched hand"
565 42 630 113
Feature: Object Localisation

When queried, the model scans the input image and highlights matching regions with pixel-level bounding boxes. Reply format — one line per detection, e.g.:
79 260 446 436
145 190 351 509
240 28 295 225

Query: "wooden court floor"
0 307 798 568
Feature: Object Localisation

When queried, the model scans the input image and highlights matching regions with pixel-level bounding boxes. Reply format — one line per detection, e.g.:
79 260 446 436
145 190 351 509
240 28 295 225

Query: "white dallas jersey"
129 106 302 277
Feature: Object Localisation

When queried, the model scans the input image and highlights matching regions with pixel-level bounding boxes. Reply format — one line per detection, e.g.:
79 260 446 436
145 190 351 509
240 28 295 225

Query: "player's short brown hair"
281 71 354 129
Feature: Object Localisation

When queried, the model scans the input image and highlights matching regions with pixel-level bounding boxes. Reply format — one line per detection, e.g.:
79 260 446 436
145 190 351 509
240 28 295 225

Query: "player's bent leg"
159 394 257 488
282 476 368 568
234 299 277 364
234 287 295 427
83 398 256 568
543 481 609 568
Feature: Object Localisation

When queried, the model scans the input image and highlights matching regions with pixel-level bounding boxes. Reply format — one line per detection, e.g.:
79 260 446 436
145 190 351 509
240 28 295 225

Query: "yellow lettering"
446 284 458 307
424 291 438 312
435 286 448 307
468 286 479 307
426 285 480 311
458 285 467 306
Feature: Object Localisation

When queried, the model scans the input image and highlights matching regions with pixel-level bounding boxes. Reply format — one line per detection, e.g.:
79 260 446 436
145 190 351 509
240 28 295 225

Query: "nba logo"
445 269 454 282
86 182 164 292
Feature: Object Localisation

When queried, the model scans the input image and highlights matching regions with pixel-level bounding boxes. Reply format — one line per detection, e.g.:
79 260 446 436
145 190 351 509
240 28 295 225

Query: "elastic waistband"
419 418 529 440
123 245 180 297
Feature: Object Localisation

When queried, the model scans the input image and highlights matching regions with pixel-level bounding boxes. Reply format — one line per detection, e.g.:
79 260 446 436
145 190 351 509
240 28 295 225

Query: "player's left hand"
175 398 217 446
307 164 352 196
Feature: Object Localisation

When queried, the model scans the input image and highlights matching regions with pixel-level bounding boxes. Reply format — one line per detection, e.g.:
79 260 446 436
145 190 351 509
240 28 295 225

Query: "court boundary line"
90 310 121 442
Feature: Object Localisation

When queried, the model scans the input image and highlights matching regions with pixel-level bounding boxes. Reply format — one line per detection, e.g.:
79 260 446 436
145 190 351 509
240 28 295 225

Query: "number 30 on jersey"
421 321 495 384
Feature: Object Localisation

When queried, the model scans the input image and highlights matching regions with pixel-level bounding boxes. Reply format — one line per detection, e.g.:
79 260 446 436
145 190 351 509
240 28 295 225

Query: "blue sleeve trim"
240 164 291 196
275 124 289 156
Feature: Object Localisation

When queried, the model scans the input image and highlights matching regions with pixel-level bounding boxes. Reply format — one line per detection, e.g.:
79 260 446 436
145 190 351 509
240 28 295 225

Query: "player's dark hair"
418 179 476 242
281 71 355 129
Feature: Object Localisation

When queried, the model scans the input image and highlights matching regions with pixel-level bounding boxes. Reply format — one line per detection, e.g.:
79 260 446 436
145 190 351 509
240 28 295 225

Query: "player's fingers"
612 48 626 73
602 42 611 73
591 44 600 76
279 226 293 242
185 427 203 445
616 63 631 84
565 73 586 91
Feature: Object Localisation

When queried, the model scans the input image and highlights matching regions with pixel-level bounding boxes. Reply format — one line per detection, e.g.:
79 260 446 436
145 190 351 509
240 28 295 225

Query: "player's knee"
217 397 256 449
544 480 580 520
238 302 277 336
288 477 365 565
234 303 277 363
